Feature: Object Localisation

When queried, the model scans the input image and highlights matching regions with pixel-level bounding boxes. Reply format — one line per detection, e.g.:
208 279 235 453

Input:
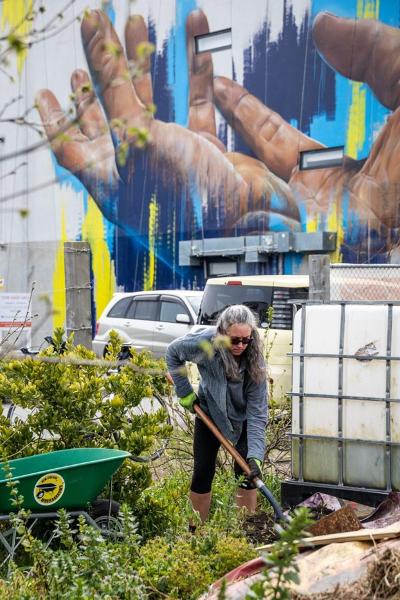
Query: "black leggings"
190 417 254 493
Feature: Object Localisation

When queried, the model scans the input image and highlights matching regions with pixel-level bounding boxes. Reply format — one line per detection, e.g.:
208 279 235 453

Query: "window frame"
107 296 134 319
159 295 193 324
195 28 232 54
126 294 159 321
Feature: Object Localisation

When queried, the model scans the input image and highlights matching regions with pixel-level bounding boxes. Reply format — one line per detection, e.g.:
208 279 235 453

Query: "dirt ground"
243 511 277 545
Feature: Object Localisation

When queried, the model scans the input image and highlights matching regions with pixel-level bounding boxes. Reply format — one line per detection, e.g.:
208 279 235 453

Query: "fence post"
64 242 92 348
308 254 330 302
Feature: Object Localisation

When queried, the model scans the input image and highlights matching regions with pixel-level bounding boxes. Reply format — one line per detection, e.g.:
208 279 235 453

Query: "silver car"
92 290 203 358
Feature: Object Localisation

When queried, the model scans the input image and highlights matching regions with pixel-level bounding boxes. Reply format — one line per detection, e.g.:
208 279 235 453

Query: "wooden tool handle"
193 403 251 476
193 402 285 521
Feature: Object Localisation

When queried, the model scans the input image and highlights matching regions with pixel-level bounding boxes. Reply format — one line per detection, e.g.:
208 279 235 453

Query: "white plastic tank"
291 303 400 491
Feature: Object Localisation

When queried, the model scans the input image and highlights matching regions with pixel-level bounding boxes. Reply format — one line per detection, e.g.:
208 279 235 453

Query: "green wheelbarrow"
0 447 130 564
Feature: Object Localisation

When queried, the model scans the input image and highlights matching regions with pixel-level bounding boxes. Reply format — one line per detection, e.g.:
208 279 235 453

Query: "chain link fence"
330 264 400 301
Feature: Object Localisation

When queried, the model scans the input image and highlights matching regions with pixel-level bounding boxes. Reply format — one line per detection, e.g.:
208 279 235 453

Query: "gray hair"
216 305 266 383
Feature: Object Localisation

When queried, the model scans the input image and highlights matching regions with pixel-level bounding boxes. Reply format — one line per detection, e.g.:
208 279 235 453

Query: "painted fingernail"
128 15 144 24
81 9 103 42
71 70 85 86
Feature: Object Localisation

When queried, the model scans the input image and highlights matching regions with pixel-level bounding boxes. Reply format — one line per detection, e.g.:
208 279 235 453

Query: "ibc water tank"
291 303 400 491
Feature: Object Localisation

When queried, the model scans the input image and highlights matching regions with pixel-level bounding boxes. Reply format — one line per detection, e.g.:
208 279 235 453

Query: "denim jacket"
166 327 268 461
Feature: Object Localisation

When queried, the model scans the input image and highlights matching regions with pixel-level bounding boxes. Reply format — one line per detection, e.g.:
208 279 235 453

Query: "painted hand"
35 9 301 235
185 10 302 231
213 12 400 251
35 10 253 233
35 10 400 251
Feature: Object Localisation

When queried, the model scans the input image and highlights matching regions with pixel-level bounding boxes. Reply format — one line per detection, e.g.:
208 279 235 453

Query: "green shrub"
134 470 191 541
137 531 256 599
213 535 256 576
138 536 210 599
134 468 248 541
133 469 256 598
0 329 171 505
0 506 147 599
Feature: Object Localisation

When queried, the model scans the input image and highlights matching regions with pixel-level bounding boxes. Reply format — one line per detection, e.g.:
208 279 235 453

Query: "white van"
194 275 309 402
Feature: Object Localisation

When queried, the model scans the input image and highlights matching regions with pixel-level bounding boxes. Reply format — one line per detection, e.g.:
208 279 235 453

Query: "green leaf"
7 33 25 54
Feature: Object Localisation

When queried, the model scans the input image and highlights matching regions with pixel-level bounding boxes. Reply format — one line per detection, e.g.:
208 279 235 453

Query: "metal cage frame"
282 300 400 508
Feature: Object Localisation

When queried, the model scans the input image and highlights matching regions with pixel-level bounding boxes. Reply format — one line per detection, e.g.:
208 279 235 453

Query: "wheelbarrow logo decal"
34 472 65 506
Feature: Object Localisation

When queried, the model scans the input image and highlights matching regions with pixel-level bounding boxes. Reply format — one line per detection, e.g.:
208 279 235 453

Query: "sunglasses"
229 336 253 346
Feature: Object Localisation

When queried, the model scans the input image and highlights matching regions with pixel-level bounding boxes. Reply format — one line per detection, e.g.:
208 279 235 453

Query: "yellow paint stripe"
358 0 380 19
52 207 67 330
346 0 379 158
144 196 158 291
1 0 34 73
327 198 343 263
346 82 367 159
306 214 319 233
82 197 116 318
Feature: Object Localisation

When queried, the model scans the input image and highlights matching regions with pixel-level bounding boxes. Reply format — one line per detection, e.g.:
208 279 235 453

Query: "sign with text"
0 293 32 328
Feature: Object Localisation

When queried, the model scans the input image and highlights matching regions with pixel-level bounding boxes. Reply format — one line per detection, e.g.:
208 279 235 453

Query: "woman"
166 304 268 524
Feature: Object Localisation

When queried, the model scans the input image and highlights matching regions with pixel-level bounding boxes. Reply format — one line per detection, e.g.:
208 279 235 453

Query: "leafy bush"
0 328 287 599
134 470 191 541
0 329 171 505
0 506 147 599
137 531 256 599
0 495 255 600
134 469 256 598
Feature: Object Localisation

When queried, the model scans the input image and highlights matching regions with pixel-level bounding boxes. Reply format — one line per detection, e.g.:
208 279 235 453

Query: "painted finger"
151 120 246 228
351 106 400 227
186 10 216 137
125 15 153 108
36 89 84 149
71 69 108 139
225 152 301 226
198 131 226 153
214 76 322 181
81 10 147 134
313 12 400 110
36 88 90 174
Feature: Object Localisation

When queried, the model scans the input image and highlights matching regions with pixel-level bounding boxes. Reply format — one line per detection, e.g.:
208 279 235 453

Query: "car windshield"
198 284 308 329
198 285 273 326
186 295 202 315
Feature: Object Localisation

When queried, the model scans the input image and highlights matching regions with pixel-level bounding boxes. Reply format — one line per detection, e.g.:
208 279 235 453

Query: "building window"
195 28 232 54
299 146 344 170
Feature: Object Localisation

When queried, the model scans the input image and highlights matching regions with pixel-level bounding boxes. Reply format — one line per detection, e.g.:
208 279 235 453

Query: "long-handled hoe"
193 404 285 522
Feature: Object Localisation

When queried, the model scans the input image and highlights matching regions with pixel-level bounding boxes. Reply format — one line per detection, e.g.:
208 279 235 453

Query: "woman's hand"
179 391 198 414
247 458 262 480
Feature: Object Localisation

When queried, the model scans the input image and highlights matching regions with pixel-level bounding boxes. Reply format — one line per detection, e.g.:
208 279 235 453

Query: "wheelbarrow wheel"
90 499 123 540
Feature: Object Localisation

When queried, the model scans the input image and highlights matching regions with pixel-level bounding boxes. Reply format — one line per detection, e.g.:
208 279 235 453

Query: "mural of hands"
35 9 254 233
213 12 400 250
296 13 400 240
36 6 400 282
35 8 318 238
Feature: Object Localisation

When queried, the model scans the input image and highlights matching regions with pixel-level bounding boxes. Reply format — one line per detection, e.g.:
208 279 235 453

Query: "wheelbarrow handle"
193 404 286 522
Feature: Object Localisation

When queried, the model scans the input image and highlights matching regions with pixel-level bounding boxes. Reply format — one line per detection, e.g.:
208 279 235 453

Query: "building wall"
0 0 399 340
